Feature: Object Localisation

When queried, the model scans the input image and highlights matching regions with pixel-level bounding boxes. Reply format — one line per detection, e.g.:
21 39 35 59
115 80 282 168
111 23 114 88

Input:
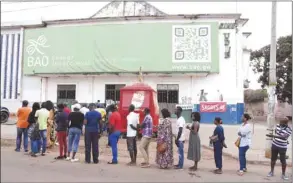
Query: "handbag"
234 137 241 147
157 142 167 153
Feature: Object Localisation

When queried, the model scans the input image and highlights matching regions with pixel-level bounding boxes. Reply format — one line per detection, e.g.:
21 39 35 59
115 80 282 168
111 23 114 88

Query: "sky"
1 1 292 89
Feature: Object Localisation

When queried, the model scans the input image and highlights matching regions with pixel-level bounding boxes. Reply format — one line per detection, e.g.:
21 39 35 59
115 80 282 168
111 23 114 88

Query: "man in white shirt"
174 106 186 169
126 104 139 166
80 104 89 115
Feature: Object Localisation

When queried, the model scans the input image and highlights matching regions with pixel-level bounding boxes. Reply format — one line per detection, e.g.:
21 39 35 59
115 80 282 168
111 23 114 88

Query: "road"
1 146 291 182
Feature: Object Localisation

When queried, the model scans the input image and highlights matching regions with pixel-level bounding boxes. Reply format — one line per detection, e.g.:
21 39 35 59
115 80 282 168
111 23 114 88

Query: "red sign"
200 102 227 113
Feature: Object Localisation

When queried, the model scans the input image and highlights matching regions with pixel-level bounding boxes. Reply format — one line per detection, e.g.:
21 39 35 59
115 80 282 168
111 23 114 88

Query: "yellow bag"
235 137 241 147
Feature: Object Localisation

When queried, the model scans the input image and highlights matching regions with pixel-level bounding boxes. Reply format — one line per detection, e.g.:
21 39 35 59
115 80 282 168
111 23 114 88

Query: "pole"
265 0 277 159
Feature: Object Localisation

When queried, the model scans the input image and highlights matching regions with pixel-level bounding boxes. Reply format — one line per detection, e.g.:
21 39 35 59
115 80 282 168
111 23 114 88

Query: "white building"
1 2 251 123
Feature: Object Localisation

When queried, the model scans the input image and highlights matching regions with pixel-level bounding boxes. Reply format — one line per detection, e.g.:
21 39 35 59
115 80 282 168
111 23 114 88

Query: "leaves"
250 35 292 104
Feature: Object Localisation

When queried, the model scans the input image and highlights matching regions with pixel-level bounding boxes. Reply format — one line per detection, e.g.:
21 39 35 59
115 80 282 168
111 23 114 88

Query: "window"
157 84 179 104
105 84 125 102
57 85 76 103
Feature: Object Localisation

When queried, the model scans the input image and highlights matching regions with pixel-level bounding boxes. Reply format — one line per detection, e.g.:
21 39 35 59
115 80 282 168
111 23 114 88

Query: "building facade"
1 14 251 123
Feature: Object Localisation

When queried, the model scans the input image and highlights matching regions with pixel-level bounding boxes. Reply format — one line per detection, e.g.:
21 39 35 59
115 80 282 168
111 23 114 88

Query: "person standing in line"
66 105 84 162
187 112 201 171
155 108 174 169
267 117 292 180
126 104 139 166
237 113 252 176
80 104 89 136
84 103 101 164
108 105 122 164
35 102 50 156
106 104 114 148
15 100 31 152
210 117 225 174
71 100 81 112
54 103 69 159
96 104 107 133
174 106 186 170
80 104 89 115
63 103 71 115
27 102 41 157
45 100 56 148
138 108 153 168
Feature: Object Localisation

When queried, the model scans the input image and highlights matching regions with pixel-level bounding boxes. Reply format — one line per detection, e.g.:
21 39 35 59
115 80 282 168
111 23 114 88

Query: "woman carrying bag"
236 113 252 176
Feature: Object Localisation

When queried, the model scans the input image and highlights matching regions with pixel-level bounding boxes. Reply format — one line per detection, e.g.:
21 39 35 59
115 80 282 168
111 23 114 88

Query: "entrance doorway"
57 85 76 104
157 84 179 117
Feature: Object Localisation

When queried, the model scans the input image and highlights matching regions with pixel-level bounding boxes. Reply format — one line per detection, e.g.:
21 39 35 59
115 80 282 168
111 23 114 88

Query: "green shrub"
244 89 268 103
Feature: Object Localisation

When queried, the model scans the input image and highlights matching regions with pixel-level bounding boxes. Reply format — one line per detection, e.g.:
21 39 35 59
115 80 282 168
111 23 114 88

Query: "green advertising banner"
23 22 219 74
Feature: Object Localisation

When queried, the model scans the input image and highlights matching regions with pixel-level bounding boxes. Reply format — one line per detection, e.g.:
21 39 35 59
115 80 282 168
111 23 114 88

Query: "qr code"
172 25 211 63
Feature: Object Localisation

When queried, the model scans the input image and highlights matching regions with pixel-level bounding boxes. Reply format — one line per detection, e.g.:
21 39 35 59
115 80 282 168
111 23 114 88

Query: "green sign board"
23 22 219 74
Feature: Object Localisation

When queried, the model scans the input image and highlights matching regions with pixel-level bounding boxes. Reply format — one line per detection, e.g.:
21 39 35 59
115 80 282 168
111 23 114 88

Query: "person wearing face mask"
267 117 292 180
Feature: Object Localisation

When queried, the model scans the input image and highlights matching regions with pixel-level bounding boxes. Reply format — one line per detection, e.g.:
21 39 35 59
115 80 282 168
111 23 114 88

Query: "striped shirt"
272 124 292 149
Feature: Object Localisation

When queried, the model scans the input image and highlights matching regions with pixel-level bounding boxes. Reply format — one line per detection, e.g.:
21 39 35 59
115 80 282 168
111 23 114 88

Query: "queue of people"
14 100 291 179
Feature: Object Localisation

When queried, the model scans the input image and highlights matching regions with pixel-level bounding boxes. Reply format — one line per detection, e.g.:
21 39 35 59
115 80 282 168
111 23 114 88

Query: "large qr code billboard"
172 25 212 63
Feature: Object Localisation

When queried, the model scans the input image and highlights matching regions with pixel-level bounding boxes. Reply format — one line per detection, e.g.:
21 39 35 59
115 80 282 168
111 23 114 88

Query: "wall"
1 28 23 111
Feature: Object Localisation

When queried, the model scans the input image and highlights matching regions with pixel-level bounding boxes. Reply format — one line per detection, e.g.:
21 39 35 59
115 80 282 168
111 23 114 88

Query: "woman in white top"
237 113 252 176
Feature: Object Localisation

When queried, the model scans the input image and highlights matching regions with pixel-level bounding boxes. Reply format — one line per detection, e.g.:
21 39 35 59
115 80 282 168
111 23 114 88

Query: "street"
1 144 291 182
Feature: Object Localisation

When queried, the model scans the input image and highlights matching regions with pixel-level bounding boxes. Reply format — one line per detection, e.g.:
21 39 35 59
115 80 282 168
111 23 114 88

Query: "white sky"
1 1 292 89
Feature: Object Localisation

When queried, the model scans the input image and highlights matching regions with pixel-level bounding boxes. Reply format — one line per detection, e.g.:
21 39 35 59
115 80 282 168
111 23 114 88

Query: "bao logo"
131 91 145 109
26 35 50 67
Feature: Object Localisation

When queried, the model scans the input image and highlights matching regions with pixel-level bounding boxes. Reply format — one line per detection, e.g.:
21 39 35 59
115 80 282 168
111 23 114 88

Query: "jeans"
39 130 47 153
214 142 223 169
139 137 151 164
109 131 121 163
57 131 67 156
239 145 249 170
16 128 28 151
68 127 82 153
31 140 39 153
177 141 184 168
84 130 99 163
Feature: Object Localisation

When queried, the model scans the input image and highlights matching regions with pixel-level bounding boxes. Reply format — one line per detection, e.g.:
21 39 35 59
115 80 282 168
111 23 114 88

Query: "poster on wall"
200 102 227 113
131 91 145 109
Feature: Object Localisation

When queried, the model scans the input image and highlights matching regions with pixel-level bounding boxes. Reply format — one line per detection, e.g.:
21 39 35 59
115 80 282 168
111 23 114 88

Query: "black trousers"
271 144 287 165
84 130 99 163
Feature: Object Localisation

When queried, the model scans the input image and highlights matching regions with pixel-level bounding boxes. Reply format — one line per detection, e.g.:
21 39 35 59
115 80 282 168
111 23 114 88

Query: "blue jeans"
16 128 28 151
31 140 39 153
39 130 47 153
109 131 121 163
68 127 82 153
239 145 249 170
177 141 184 168
214 142 223 169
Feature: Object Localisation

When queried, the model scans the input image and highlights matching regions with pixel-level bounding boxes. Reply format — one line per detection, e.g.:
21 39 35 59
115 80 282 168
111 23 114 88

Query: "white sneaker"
71 158 79 162
66 157 71 161
55 142 59 146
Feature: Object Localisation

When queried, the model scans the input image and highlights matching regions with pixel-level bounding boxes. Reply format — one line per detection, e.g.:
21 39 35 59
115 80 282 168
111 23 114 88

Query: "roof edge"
1 13 245 29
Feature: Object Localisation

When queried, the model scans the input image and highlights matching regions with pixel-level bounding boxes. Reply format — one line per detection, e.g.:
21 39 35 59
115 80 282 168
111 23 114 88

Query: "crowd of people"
14 100 291 180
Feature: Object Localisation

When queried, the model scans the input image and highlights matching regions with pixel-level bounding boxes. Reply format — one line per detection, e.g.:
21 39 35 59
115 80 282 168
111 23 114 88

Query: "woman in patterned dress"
46 101 56 148
156 108 174 169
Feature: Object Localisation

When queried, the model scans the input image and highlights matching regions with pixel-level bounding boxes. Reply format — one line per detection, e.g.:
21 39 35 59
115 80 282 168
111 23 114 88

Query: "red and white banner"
200 102 227 113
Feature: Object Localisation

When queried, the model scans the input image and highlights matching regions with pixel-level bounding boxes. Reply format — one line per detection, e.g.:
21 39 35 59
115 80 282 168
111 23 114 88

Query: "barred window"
157 84 179 104
105 84 125 102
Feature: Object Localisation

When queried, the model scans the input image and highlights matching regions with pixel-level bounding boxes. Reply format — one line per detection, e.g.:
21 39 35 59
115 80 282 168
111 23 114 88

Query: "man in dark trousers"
84 103 102 164
174 106 186 170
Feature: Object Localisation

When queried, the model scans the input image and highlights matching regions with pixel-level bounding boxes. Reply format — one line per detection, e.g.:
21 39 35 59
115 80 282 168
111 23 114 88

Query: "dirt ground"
1 137 292 182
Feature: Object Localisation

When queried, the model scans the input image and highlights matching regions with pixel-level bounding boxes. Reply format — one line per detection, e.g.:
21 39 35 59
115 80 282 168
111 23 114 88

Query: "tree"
250 35 292 104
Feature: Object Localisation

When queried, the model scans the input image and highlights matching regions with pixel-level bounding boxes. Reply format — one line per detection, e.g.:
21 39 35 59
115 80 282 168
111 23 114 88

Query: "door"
57 85 76 105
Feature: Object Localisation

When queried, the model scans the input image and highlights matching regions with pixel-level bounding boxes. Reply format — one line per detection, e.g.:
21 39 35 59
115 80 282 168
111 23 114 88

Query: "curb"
202 145 292 167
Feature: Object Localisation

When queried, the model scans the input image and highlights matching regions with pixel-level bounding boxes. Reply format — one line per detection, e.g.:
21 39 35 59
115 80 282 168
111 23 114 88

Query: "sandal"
107 161 118 165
